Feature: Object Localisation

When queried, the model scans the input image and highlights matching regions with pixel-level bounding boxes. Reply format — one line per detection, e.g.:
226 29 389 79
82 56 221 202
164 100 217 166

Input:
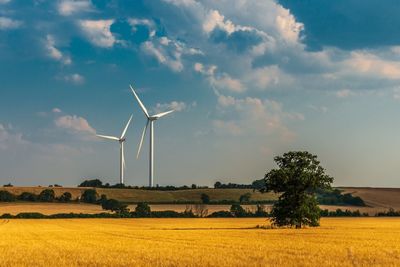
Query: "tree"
214 181 222 188
230 204 246 217
18 192 37 202
135 202 151 217
38 189 55 202
258 151 333 228
81 189 98 203
239 193 251 203
200 193 210 204
191 184 197 189
58 192 72 202
79 179 103 187
102 199 128 214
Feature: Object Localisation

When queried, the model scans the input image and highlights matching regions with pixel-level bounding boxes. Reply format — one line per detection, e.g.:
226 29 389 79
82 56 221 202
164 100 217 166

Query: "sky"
1 0 400 187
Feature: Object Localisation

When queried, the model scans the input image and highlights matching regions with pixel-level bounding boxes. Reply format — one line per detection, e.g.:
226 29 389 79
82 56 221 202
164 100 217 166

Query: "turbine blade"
96 134 119 141
121 114 133 139
129 84 149 118
154 109 174 119
137 120 149 159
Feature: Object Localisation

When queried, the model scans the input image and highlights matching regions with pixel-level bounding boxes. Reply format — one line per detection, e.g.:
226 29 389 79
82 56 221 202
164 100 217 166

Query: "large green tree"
259 151 333 228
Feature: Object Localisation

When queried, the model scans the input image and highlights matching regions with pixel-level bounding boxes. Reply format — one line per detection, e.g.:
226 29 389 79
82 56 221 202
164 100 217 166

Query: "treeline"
0 190 72 202
78 179 210 190
315 188 366 206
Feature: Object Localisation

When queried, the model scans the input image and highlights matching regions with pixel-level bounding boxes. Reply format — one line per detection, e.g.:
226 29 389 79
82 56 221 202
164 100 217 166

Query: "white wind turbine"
129 84 174 187
96 115 133 185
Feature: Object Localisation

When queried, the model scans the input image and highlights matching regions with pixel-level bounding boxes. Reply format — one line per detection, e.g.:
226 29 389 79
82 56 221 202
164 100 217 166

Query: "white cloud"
79 20 116 48
203 9 236 34
194 63 244 92
52 108 62 113
55 115 96 139
44 35 71 65
58 0 94 16
0 124 28 150
63 73 85 84
0 17 22 30
142 36 202 72
274 6 304 44
154 101 196 113
0 0 11 4
343 52 400 80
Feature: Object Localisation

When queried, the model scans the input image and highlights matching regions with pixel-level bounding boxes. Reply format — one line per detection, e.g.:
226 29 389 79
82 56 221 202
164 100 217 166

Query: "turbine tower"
96 115 133 185
129 84 174 187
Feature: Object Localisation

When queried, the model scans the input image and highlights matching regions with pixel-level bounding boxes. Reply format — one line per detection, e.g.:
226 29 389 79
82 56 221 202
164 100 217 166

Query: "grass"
0 218 399 266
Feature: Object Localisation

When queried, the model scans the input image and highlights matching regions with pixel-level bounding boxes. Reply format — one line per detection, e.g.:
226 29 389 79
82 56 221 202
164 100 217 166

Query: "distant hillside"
340 187 400 209
2 186 400 208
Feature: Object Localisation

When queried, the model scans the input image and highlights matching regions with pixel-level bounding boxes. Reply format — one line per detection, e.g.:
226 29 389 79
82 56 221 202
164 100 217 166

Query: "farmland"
0 218 399 266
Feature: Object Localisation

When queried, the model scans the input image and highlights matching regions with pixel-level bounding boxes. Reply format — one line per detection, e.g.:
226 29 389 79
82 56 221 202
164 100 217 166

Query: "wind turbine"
96 115 133 185
129 84 174 187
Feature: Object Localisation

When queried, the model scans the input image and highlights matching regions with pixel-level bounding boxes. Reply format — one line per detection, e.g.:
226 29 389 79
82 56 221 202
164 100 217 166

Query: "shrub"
0 213 12 219
200 193 210 204
208 211 234 218
135 202 151 217
58 192 72 202
18 192 37 202
102 199 125 212
230 204 246 217
38 189 55 202
81 189 97 203
15 212 46 219
0 190 16 202
239 193 251 203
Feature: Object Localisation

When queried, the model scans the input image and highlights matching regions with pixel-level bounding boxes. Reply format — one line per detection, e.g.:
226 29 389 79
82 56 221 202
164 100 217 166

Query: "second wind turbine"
96 115 133 185
129 84 174 187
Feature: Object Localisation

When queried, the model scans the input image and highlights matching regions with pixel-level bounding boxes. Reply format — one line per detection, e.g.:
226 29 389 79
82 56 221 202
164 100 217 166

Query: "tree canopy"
259 151 333 228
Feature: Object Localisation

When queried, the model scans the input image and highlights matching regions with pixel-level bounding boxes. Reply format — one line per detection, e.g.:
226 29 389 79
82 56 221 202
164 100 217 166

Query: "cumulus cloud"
58 0 94 16
54 115 96 140
343 51 400 80
44 34 71 65
142 36 202 72
0 17 22 30
79 20 116 48
194 63 244 92
52 108 62 113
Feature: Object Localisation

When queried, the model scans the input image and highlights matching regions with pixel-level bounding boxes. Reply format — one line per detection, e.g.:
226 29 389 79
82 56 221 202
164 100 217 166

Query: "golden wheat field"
0 218 399 266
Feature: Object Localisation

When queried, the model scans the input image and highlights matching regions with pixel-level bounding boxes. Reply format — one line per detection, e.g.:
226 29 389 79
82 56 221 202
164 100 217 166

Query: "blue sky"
1 0 400 187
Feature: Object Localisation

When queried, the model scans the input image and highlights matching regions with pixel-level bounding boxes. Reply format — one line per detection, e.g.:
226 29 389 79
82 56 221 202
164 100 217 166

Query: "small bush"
38 189 55 202
81 189 98 203
134 202 151 217
58 192 72 202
